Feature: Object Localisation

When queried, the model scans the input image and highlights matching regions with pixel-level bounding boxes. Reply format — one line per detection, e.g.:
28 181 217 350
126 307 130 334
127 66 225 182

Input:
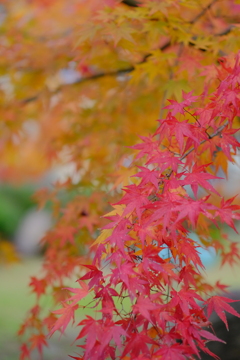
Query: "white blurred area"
15 209 52 256
226 151 240 196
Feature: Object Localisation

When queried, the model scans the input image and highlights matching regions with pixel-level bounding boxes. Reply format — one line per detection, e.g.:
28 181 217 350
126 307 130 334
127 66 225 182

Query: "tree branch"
189 0 218 24
180 121 229 161
20 0 233 105
122 0 140 7
162 121 230 189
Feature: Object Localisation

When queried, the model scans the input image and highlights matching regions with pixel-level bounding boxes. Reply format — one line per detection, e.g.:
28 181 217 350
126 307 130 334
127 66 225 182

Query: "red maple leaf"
216 196 240 231
177 238 204 268
154 344 190 360
133 295 158 322
215 128 240 160
49 303 79 337
20 344 31 360
43 313 58 331
69 355 83 360
133 166 160 189
76 316 101 355
64 281 89 306
131 135 159 160
144 199 174 232
169 288 203 317
214 281 229 294
29 277 47 299
180 164 222 198
115 184 150 218
179 265 200 287
221 242 240 267
79 265 103 289
206 296 240 330
174 196 216 227
29 333 48 356
122 332 156 358
55 225 77 246
156 115 200 152
163 90 198 115
147 150 183 173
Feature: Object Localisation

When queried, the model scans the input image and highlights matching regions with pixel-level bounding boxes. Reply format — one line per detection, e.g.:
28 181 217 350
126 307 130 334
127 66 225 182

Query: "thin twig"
161 121 229 185
180 121 229 161
189 0 218 24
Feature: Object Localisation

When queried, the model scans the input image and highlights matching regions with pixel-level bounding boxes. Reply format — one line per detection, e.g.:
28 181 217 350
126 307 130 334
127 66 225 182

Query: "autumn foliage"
1 0 240 359
46 56 240 360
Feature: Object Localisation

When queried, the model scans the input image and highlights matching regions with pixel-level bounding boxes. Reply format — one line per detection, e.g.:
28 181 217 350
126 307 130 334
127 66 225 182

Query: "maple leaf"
131 135 159 160
163 90 198 115
76 316 101 356
49 303 79 337
174 196 216 227
94 285 117 318
215 128 240 160
110 261 139 295
69 355 83 360
177 238 204 269
79 213 99 232
110 324 127 348
91 228 114 248
214 281 229 294
169 288 203 317
147 150 183 173
79 265 103 289
93 243 107 267
144 199 174 232
29 277 47 299
90 320 127 355
206 296 240 330
115 184 150 218
133 166 160 189
156 115 200 152
221 242 240 267
133 295 158 322
43 313 58 331
216 196 240 231
154 344 188 360
133 222 155 245
214 151 228 176
179 264 200 288
29 333 48 356
64 280 89 306
122 332 156 358
180 164 222 198
199 329 225 344
182 90 199 106
142 254 177 284
103 22 136 46
55 225 77 246
107 226 134 255
20 344 31 360
162 79 191 102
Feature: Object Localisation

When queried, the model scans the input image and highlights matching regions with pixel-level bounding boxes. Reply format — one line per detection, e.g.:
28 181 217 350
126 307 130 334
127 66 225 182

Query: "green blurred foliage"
0 184 35 239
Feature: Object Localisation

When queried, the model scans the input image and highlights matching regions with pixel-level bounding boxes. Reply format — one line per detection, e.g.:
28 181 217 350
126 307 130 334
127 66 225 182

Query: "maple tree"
1 0 240 359
45 57 240 360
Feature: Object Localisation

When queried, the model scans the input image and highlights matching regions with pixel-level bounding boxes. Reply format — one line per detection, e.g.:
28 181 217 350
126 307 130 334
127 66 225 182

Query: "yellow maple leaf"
215 151 228 177
91 228 113 248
